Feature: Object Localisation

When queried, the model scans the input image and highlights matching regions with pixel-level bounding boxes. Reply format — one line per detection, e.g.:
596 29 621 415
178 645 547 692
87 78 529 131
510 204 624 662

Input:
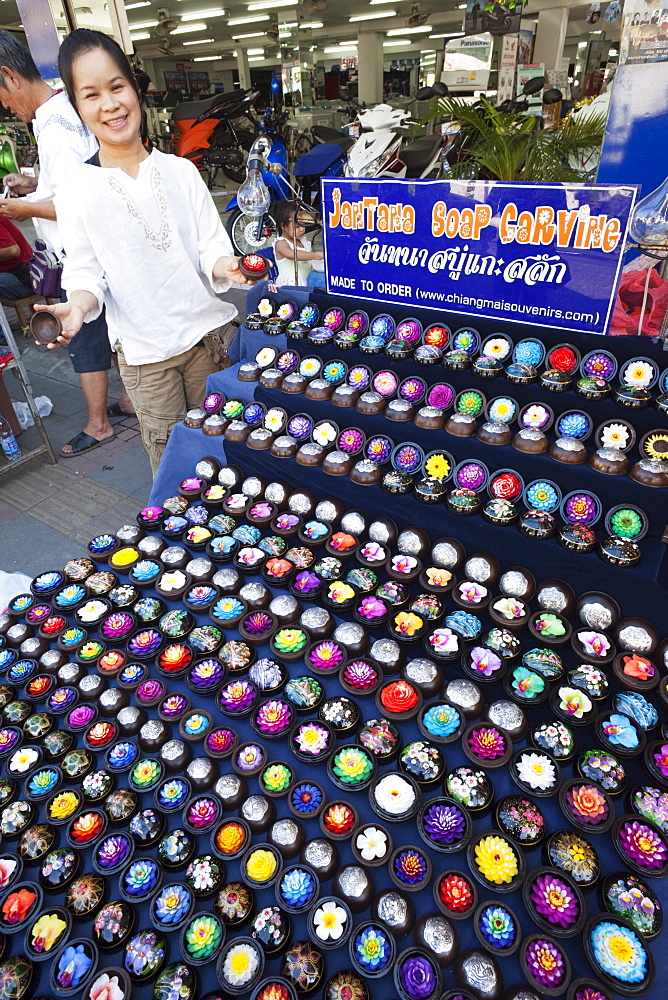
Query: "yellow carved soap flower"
394 612 423 637
474 835 519 884
245 848 277 882
424 454 451 480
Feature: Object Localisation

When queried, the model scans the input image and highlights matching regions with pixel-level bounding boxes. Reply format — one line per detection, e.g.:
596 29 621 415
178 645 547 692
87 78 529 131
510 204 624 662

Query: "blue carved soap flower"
421 704 460 739
279 868 316 908
479 905 516 948
557 412 589 438
158 779 189 809
355 925 390 971
56 944 92 988
28 769 58 797
290 782 322 815
123 858 159 897
108 742 138 769
154 883 191 925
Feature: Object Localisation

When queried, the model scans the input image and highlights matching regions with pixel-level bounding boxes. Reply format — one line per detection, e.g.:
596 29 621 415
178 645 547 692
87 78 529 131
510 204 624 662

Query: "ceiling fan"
300 0 329 14
154 7 180 52
406 3 431 26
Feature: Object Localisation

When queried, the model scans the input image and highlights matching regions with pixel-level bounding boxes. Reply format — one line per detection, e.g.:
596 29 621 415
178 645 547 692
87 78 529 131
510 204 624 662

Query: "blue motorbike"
225 106 351 255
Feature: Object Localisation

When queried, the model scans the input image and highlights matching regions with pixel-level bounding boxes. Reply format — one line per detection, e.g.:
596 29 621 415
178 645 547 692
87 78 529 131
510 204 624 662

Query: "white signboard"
443 33 493 90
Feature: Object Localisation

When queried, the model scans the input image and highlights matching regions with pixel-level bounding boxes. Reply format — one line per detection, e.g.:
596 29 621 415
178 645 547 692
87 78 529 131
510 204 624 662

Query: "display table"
2 286 668 1000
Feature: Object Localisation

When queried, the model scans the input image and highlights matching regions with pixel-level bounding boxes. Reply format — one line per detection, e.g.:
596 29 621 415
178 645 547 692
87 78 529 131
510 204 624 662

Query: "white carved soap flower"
600 423 630 450
622 360 653 388
355 826 388 861
483 337 511 360
313 899 348 940
516 752 556 790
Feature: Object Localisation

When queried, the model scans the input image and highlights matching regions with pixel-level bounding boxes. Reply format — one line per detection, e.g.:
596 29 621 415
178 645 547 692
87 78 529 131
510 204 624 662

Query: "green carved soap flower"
261 763 292 793
131 759 160 788
535 614 566 637
332 747 373 784
185 914 222 958
609 508 643 539
457 391 484 416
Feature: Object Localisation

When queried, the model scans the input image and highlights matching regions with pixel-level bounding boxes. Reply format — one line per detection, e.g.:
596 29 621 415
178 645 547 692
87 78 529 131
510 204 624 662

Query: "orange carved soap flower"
569 784 608 822
2 888 36 924
622 654 654 680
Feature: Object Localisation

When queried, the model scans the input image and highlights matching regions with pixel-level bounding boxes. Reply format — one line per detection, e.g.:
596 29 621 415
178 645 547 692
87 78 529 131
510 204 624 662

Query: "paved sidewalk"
0 285 248 575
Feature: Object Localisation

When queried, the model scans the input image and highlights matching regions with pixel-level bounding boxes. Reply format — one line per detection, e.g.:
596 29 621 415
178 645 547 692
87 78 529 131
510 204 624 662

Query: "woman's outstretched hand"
213 255 258 285
34 293 88 350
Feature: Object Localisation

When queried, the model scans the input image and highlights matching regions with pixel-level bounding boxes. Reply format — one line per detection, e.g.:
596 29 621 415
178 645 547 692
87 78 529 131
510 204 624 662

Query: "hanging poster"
516 62 544 105
322 177 637 335
497 33 519 101
620 0 668 63
464 0 525 36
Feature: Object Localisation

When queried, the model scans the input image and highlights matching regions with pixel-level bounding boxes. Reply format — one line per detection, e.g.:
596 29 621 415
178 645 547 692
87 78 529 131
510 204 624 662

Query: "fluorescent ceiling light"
227 13 268 24
608 47 618 54
128 19 156 28
248 46 264 52
129 31 151 38
387 24 432 34
323 44 357 52
299 21 322 28
193 53 223 60
349 10 396 20
431 31 464 38
249 55 265 60
172 22 207 32
181 7 226 18
232 30 266 37
383 38 410 45
248 0 294 7
182 36 215 43
457 3 466 7
125 2 150 9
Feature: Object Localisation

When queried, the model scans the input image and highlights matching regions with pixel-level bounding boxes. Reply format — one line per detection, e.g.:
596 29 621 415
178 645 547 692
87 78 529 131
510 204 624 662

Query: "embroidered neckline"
108 162 172 251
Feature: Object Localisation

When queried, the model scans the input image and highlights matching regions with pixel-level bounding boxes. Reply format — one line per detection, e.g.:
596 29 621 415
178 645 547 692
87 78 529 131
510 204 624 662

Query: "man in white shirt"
0 30 134 457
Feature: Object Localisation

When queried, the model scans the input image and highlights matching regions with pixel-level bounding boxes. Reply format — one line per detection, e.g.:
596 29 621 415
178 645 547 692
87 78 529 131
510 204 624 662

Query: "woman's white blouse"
56 148 238 366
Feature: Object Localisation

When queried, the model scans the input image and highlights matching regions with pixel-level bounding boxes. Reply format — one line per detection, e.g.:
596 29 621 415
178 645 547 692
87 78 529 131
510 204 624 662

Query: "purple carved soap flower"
525 939 566 987
422 803 466 844
468 727 506 759
469 646 502 677
530 874 579 928
293 571 320 594
358 597 387 620
394 849 428 886
618 819 668 869
218 680 256 712
255 700 292 735
97 834 131 869
399 954 437 1000
243 612 273 636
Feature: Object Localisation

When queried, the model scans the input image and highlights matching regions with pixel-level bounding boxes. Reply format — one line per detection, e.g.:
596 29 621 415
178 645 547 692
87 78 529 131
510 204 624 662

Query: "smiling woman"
32 28 255 476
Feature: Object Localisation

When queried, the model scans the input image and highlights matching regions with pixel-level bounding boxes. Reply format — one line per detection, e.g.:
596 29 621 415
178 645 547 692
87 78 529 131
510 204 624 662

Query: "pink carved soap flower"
458 582 487 604
469 646 502 677
468 727 506 760
256 700 292 734
358 597 387 620
578 631 610 657
653 744 668 777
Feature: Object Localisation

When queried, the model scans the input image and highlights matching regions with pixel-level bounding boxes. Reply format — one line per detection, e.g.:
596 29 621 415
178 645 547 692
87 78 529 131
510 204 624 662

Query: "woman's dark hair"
58 29 140 114
272 199 303 233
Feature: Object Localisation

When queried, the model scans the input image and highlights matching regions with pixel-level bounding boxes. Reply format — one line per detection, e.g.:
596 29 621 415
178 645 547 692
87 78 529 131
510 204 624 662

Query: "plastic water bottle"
0 414 20 461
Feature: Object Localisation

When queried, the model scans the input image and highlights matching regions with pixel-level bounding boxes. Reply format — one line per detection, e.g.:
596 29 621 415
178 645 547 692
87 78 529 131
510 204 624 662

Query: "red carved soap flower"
438 873 473 913
548 347 578 372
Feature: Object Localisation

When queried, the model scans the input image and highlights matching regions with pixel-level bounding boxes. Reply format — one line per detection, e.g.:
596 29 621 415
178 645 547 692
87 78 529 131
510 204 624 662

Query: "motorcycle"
171 87 260 187
225 108 292 256
226 106 353 255
345 84 448 179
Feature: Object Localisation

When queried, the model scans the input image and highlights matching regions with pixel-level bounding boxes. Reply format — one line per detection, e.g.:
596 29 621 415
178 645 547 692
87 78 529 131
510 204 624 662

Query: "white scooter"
344 83 448 180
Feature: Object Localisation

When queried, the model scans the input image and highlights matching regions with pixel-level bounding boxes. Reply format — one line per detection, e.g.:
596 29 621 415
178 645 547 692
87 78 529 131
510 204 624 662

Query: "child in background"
271 200 323 287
